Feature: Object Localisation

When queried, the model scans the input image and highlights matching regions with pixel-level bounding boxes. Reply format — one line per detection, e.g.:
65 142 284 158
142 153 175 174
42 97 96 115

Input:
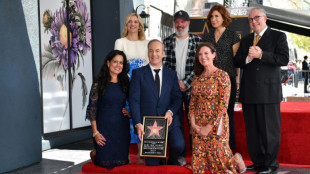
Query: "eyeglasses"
248 15 264 22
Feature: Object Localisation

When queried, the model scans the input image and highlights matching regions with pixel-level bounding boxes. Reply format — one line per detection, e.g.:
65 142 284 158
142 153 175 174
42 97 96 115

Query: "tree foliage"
288 0 310 9
288 33 310 52
273 0 310 53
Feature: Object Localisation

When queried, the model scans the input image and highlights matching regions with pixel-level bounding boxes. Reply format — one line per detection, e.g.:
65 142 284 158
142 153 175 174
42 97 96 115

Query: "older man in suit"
130 39 186 166
234 7 289 174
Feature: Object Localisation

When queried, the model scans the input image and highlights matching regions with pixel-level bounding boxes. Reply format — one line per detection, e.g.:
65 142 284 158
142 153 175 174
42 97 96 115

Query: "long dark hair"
194 42 220 76
95 50 129 97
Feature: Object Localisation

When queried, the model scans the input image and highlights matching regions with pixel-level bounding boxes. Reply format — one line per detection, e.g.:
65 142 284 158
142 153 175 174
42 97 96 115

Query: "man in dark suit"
302 55 309 93
234 7 289 174
130 39 186 166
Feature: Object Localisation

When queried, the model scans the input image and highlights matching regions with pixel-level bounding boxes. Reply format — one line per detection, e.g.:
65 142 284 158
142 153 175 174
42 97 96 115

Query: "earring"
138 29 141 32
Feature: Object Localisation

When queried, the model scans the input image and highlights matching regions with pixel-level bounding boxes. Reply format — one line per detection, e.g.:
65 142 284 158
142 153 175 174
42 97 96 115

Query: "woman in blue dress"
115 13 149 163
86 50 131 169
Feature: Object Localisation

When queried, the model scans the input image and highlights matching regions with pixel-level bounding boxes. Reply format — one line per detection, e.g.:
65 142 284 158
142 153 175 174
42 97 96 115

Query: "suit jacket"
234 27 289 104
129 65 182 130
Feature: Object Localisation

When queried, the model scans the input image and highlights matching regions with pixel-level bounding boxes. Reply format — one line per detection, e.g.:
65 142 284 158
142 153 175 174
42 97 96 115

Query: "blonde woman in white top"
114 13 149 164
115 13 149 78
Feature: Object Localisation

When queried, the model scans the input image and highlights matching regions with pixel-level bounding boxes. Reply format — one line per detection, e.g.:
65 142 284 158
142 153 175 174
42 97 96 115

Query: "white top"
254 26 268 42
175 37 189 80
149 64 163 96
114 37 149 65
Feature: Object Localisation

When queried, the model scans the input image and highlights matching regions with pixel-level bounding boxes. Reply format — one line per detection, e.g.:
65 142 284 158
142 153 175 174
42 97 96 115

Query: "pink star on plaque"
147 121 163 138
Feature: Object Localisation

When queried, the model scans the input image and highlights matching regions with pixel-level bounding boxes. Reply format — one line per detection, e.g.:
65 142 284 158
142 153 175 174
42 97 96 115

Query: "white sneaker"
178 156 186 166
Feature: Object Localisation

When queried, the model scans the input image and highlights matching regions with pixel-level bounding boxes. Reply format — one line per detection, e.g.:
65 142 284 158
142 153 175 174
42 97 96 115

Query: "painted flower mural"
73 0 91 55
41 0 91 109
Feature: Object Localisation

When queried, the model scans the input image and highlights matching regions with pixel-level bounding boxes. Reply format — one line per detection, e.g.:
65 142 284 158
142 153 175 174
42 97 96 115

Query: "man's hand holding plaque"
135 123 144 141
164 110 173 126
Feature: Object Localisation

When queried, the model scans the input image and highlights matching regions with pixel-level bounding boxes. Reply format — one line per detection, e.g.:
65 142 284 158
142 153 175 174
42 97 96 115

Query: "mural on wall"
39 0 92 134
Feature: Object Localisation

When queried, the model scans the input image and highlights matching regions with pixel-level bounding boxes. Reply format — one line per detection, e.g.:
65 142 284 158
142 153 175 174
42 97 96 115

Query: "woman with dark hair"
85 50 131 169
188 43 246 173
203 4 240 149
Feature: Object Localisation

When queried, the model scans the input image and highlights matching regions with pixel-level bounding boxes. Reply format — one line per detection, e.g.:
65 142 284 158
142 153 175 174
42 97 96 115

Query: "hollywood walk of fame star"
147 120 164 138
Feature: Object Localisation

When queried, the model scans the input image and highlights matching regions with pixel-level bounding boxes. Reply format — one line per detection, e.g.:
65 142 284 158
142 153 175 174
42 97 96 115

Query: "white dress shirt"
149 64 163 96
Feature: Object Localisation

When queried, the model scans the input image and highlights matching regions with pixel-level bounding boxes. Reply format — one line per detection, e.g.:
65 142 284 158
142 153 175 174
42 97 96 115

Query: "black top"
203 28 240 77
302 60 309 70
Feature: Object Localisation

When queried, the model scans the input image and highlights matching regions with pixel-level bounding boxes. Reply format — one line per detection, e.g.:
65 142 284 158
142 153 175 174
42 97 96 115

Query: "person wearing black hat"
163 10 201 166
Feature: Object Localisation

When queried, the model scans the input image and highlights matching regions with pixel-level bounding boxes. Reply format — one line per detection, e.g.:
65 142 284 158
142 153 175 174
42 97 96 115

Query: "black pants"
181 92 190 156
304 72 309 93
242 103 281 170
228 76 236 149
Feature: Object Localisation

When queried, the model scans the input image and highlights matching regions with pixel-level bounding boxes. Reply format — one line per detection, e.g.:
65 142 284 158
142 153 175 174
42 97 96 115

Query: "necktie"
154 69 160 95
253 34 260 46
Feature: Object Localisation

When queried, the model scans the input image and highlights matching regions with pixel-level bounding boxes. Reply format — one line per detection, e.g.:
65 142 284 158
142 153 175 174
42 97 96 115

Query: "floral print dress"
188 69 237 174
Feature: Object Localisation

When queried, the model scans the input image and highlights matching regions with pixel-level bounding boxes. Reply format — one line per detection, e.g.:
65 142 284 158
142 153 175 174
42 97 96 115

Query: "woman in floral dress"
188 42 246 174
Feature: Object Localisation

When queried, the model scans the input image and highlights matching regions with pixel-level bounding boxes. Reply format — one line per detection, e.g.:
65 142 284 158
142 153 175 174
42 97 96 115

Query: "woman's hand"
122 108 131 118
94 133 106 146
191 123 201 134
190 116 201 134
199 124 213 137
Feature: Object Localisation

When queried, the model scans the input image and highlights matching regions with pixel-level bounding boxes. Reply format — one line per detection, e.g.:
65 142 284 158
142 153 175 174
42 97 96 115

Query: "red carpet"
81 162 194 174
234 102 310 165
81 102 310 173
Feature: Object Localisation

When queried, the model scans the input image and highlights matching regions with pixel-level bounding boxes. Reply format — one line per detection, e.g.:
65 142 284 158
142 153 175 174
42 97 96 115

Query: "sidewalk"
6 139 93 174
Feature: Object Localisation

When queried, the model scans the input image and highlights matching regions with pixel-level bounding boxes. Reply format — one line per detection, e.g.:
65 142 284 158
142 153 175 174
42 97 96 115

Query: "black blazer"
234 27 289 104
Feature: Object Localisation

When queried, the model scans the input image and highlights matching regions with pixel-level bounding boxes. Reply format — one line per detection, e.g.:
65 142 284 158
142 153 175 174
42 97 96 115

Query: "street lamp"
135 4 150 31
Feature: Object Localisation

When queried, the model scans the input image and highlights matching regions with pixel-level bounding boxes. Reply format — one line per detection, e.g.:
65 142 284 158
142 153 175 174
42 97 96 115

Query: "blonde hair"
121 13 146 40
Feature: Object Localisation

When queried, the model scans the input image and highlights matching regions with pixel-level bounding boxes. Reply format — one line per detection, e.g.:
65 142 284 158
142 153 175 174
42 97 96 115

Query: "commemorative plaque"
140 116 168 158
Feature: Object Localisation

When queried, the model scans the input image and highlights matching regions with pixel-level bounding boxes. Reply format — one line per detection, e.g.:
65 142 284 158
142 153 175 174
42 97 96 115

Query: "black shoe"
270 167 278 174
247 164 258 171
257 167 276 174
